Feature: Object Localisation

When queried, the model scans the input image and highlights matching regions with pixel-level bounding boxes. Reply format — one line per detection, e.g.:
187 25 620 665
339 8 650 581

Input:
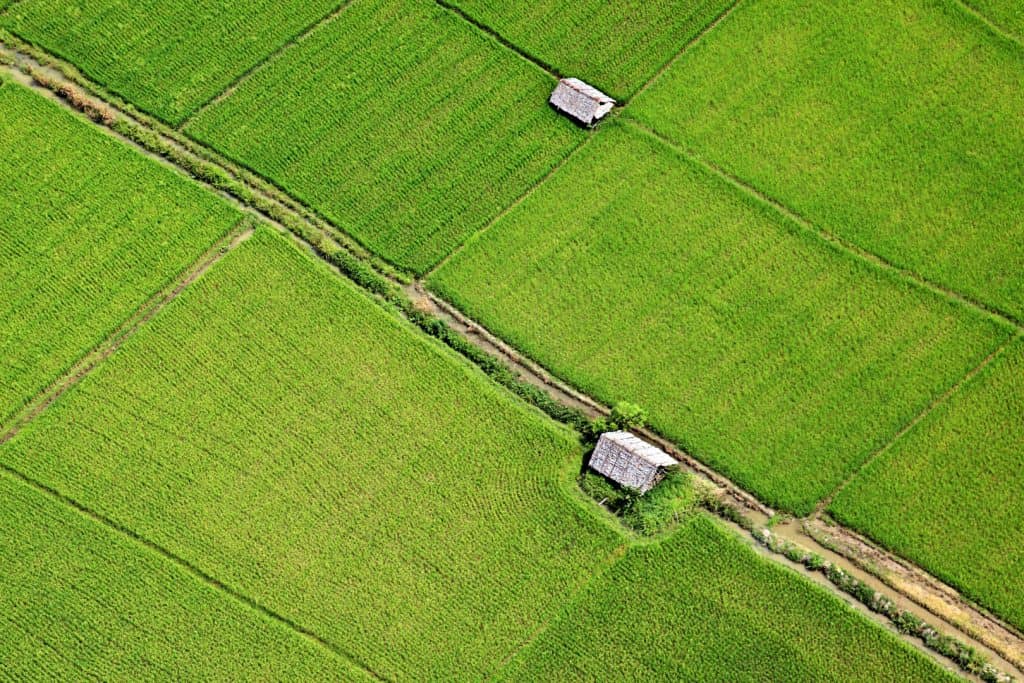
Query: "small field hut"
589 431 678 493
549 78 615 127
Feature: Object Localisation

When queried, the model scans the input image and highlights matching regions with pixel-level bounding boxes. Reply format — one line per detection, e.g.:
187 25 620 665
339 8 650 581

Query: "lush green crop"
185 0 582 274
1 0 341 124
0 473 365 681
0 82 240 423
0 228 623 680
497 515 958 682
628 0 1024 320
831 336 1024 631
964 0 1024 39
444 0 734 99
429 123 1010 514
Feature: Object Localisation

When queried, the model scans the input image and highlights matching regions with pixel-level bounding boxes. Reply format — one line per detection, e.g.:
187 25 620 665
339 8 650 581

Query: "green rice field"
0 472 364 681
185 0 582 274
0 226 965 680
499 515 958 682
0 0 341 124
831 336 1024 631
1 0 1021 679
0 227 623 680
444 0 734 99
0 82 240 423
429 122 1011 514
627 0 1024 321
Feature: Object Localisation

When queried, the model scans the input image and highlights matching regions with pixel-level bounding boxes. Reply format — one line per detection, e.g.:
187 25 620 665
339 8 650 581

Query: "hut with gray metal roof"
549 78 615 127
589 431 678 493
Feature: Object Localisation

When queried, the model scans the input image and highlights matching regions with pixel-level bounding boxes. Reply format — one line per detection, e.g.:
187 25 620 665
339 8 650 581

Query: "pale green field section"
0 473 364 681
628 0 1024 320
185 0 582 274
498 515 958 682
0 82 240 423
831 336 1024 631
429 123 1010 515
445 0 733 99
0 228 622 680
0 0 342 124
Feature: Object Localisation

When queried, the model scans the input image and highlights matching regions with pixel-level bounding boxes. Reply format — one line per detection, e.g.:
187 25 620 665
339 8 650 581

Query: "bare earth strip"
0 41 1021 681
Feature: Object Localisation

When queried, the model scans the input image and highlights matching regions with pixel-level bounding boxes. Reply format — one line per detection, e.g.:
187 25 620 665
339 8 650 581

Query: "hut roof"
549 78 616 126
589 431 678 493
601 431 677 468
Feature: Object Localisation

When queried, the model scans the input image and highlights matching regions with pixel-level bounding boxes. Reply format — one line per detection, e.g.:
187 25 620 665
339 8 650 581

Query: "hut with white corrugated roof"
589 431 678 493
549 78 615 127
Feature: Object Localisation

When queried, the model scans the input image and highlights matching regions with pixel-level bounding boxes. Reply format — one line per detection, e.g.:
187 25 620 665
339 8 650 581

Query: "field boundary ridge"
0 223 252 446
621 118 1023 333
816 335 1017 513
628 0 744 104
433 0 561 81
178 0 356 129
0 463 389 681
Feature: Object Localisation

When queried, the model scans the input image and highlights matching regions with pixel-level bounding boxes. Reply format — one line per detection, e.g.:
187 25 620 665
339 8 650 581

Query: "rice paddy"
429 122 1011 515
831 336 1024 631
2 0 1021 678
184 0 582 274
0 0 342 124
0 81 240 424
627 0 1024 321
443 0 734 99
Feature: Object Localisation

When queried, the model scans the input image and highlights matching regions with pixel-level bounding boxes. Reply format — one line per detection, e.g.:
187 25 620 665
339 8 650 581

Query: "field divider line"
814 332 1018 515
622 117 1024 333
954 0 1024 51
433 0 561 81
177 0 356 130
487 542 629 680
423 132 594 278
0 223 252 446
626 0 743 105
0 465 390 682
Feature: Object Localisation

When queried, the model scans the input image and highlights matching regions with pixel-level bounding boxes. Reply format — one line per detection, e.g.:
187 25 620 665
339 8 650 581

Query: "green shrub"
620 470 697 536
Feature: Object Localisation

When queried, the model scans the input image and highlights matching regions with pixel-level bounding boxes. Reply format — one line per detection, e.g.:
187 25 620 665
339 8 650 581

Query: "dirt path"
2 40 1021 681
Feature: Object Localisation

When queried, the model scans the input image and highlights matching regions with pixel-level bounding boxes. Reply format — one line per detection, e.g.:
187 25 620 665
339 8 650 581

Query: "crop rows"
444 0 735 99
429 123 1011 514
832 336 1024 631
0 0 342 124
498 514 958 682
0 228 623 680
0 82 240 423
627 0 1024 320
0 473 364 681
184 0 582 274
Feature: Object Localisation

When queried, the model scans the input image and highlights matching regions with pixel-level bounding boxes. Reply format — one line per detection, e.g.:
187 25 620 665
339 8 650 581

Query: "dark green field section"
0 228 622 680
444 0 734 99
628 0 1024 320
964 0 1024 40
497 515 958 682
0 0 342 125
831 336 1024 631
429 123 1011 515
0 473 364 681
0 83 240 423
184 0 582 274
